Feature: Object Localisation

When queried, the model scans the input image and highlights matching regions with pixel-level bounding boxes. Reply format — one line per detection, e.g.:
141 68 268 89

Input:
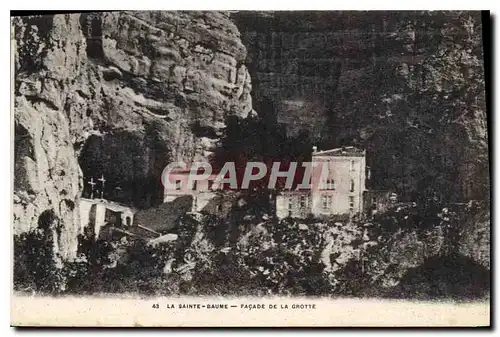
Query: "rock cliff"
232 11 489 202
13 11 254 259
12 11 489 268
231 11 490 270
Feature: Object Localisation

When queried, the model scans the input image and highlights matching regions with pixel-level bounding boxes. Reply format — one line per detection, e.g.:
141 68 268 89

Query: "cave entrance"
78 133 167 209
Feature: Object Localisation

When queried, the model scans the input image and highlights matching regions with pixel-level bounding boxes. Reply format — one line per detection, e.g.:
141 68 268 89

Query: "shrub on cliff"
65 232 178 295
13 230 65 294
28 200 488 298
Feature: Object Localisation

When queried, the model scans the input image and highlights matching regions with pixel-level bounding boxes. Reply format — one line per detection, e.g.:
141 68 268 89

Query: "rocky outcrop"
12 10 489 268
13 11 255 259
232 10 489 273
13 14 87 260
233 11 489 202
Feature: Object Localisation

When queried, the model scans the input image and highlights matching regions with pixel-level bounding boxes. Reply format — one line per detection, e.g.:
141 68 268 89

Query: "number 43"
152 303 160 309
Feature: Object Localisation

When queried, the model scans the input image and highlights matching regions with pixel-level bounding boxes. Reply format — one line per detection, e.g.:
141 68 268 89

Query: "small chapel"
79 175 136 238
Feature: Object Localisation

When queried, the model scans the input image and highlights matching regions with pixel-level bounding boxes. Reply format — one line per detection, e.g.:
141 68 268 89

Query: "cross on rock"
88 177 96 199
97 175 106 199
98 175 106 199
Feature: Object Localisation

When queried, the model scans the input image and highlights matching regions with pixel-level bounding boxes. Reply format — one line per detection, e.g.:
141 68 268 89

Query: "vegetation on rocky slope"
13 200 489 299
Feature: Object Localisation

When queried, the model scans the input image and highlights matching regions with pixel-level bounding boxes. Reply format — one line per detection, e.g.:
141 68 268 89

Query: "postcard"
11 10 490 327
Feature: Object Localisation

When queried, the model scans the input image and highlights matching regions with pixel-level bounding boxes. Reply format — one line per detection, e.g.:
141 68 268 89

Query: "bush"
13 229 65 294
14 201 488 299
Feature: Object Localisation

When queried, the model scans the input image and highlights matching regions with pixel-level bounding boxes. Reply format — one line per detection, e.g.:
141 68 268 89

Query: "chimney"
312 145 317 153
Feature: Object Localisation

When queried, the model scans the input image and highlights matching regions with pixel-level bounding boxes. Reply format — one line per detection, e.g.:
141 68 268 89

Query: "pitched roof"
80 198 136 213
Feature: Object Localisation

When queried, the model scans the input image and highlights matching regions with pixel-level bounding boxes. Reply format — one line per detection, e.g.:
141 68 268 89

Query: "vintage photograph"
11 10 490 326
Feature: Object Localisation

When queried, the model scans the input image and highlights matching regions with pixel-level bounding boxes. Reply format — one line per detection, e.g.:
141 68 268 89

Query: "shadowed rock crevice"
393 254 490 300
77 131 169 209
80 13 104 60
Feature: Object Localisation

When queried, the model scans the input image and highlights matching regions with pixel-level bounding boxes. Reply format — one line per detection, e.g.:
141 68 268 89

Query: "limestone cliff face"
232 11 489 269
233 11 489 202
13 11 254 259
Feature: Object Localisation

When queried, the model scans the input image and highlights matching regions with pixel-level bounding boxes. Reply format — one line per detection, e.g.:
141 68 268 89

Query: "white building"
310 146 367 217
79 198 135 237
275 146 369 219
163 169 218 213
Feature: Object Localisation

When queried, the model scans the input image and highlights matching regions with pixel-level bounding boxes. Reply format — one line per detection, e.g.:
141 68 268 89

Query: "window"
350 179 355 192
174 180 182 190
321 178 335 190
349 196 355 209
208 180 213 190
322 195 332 210
326 178 335 190
350 160 355 171
287 197 293 217
192 180 197 191
300 195 306 208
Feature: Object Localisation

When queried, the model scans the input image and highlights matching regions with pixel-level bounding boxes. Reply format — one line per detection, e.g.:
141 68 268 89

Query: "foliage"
13 229 65 294
13 201 489 299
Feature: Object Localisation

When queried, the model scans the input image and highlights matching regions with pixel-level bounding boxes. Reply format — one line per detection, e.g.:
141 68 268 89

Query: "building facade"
276 146 370 219
275 190 311 219
310 146 367 217
163 147 394 220
79 198 135 237
163 169 238 218
163 169 218 212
